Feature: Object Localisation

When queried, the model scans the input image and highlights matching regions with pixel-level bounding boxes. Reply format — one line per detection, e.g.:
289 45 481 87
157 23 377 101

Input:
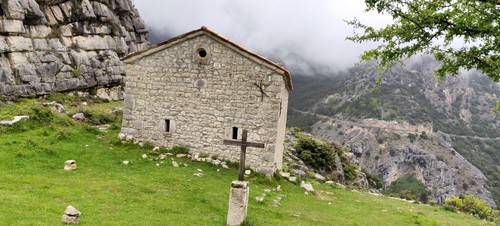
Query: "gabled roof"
122 26 293 90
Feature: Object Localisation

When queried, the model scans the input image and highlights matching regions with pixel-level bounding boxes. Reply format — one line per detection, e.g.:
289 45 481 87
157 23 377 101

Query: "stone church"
119 27 292 174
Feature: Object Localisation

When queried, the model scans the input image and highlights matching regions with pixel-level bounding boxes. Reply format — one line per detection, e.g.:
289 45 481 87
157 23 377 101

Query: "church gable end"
120 28 291 175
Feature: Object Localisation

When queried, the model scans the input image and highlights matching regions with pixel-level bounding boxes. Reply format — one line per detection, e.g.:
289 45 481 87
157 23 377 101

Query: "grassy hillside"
0 96 493 225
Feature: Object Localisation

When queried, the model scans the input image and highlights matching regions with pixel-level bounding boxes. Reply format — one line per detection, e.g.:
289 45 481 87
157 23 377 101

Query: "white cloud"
132 0 392 74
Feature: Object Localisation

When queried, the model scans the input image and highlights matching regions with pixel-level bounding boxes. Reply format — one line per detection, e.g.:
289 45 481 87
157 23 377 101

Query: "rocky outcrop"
312 119 497 208
283 131 370 190
0 0 149 97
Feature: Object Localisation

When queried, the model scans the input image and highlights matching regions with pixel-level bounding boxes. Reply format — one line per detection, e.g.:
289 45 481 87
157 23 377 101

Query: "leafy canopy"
347 0 499 82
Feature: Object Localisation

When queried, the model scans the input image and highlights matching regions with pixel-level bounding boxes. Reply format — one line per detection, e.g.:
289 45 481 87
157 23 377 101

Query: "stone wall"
0 0 148 97
120 34 289 175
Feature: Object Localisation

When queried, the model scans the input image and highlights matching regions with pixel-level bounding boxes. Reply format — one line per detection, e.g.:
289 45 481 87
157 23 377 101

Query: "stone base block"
227 181 249 226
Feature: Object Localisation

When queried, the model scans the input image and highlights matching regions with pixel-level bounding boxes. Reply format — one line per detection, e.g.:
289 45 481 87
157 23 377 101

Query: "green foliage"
286 110 320 132
343 164 358 181
348 0 500 82
71 65 82 77
294 135 336 172
0 96 493 225
362 168 383 189
386 174 430 203
407 133 417 143
170 145 190 155
444 195 500 221
83 109 116 125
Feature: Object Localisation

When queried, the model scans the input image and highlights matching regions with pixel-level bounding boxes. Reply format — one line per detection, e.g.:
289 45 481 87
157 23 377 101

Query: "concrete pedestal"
227 181 249 226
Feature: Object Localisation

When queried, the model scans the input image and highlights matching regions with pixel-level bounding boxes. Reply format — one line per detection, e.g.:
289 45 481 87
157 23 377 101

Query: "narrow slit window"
232 127 238 140
165 119 171 133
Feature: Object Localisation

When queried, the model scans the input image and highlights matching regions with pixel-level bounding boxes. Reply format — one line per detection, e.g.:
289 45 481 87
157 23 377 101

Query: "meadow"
0 96 492 225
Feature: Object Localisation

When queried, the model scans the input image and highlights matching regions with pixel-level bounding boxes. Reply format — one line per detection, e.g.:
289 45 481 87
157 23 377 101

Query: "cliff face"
0 0 149 97
312 120 496 208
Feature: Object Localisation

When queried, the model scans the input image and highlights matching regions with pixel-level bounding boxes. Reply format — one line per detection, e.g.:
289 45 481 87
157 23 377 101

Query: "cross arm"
223 139 265 148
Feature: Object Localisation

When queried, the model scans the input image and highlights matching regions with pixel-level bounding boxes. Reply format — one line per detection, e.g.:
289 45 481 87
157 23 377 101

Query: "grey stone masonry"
0 0 149 97
120 28 292 175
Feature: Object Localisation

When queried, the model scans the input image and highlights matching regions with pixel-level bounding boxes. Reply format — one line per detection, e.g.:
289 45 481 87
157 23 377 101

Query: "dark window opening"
232 127 238 140
198 48 207 58
165 119 171 133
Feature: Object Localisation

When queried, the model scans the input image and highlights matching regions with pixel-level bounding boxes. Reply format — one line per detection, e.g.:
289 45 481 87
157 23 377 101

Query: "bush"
385 174 430 203
30 106 54 125
362 168 383 189
444 195 499 221
343 164 358 181
83 109 116 125
170 145 190 155
294 135 335 172
407 133 417 143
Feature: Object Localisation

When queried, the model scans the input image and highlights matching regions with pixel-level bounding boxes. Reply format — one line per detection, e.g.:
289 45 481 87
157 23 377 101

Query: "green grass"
0 97 494 225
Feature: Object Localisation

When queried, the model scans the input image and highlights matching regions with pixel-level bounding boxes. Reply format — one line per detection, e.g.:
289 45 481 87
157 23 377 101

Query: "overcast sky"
132 0 392 75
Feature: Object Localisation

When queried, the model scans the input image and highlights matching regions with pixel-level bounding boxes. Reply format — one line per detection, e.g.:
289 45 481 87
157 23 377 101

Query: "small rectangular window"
232 127 238 140
165 119 171 133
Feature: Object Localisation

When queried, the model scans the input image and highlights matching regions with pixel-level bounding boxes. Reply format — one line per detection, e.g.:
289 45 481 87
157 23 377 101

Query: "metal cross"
254 80 270 101
223 129 265 181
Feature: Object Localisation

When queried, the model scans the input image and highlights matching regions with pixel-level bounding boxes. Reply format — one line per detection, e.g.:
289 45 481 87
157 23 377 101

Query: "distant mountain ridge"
287 57 500 207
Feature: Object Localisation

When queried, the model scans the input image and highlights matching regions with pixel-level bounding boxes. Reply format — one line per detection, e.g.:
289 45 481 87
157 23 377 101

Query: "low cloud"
132 0 391 75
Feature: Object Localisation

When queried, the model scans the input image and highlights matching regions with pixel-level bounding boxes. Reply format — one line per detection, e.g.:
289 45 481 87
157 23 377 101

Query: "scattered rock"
255 196 264 202
191 153 199 161
300 181 314 192
141 154 147 159
335 183 346 189
291 169 307 179
279 172 290 178
193 172 203 177
314 173 326 182
153 147 160 151
212 159 221 166
64 160 76 171
176 154 187 158
0 115 29 125
62 205 81 224
171 161 179 168
264 189 271 193
155 164 160 167
197 169 203 172
276 185 282 192
245 170 251 175
72 113 85 120
288 177 297 182
273 199 281 206
159 154 166 160
42 101 65 113
325 181 335 185
122 160 129 165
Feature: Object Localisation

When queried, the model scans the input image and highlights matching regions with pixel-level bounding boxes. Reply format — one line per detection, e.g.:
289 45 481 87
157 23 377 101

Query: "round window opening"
198 48 207 58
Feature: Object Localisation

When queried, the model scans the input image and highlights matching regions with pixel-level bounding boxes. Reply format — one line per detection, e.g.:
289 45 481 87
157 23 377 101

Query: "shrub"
343 164 358 181
407 133 417 143
170 145 190 155
362 168 383 189
444 195 499 221
294 135 335 172
385 174 430 203
30 106 54 125
83 109 116 125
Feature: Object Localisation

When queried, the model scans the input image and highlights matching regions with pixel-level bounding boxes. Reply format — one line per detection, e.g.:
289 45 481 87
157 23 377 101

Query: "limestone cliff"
0 0 149 97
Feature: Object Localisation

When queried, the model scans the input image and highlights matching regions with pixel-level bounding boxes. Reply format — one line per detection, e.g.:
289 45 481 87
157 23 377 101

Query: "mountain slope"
288 57 500 207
